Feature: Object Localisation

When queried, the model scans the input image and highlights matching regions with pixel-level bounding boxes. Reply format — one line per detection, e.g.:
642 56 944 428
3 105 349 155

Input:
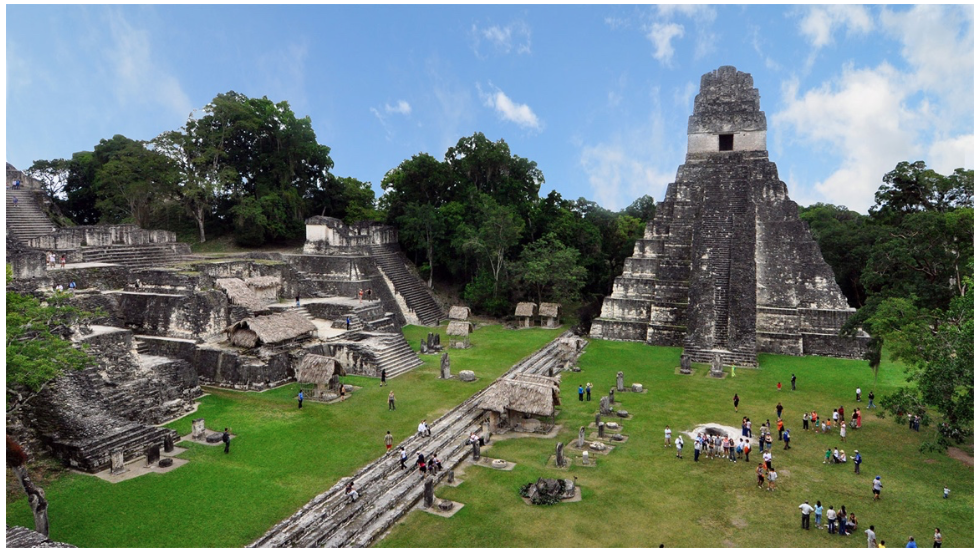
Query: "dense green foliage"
801 162 974 449
5 266 95 411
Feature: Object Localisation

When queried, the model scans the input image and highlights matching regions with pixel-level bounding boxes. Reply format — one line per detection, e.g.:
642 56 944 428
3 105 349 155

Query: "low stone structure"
226 312 317 349
520 477 576 505
297 354 346 400
446 321 473 349
480 373 560 432
539 303 561 329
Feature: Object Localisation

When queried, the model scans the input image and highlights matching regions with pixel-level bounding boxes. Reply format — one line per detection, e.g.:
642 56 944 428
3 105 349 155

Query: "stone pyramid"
590 66 869 366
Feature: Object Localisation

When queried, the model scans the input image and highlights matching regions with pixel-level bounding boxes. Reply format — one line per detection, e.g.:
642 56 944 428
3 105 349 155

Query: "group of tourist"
688 432 753 464
46 252 66 269
577 383 593 401
905 413 923 431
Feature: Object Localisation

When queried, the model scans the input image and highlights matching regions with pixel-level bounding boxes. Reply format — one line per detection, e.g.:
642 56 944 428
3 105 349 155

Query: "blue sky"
6 5 973 214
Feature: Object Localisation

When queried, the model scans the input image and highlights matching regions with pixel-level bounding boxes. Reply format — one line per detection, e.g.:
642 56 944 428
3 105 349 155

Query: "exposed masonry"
591 66 869 365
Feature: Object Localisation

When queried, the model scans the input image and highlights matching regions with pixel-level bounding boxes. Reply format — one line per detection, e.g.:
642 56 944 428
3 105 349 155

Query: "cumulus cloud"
470 20 532 57
480 85 542 130
628 5 718 66
797 5 873 49
646 23 684 65
104 9 191 119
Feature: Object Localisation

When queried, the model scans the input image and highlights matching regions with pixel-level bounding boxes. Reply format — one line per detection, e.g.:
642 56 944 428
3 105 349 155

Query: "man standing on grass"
791 373 796 390
854 450 862 474
388 390 396 410
578 384 584 401
222 428 231 454
873 476 883 500
675 436 683 459
585 383 591 401
866 525 877 548
856 386 862 401
298 389 304 409
385 431 393 452
664 426 672 447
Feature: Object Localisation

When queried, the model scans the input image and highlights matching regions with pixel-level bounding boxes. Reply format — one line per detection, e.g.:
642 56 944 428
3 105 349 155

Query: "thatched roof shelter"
446 321 473 336
227 311 317 348
515 302 536 317
479 373 561 417
216 278 267 311
245 276 281 289
449 306 470 321
296 354 346 385
539 303 560 318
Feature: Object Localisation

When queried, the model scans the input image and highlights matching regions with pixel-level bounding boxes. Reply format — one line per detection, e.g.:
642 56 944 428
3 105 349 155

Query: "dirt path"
947 446 973 466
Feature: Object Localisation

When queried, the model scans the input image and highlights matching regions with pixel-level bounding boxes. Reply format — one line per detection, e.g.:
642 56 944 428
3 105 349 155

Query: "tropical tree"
515 232 588 304
461 196 524 296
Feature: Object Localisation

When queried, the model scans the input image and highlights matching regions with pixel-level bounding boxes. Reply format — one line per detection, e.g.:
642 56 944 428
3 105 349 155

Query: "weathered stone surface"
437 500 454 511
555 442 566 468
589 441 607 451
205 433 223 444
471 442 481 461
611 434 625 441
110 449 125 475
616 371 624 391
599 396 611 416
423 479 434 508
146 444 161 465
591 66 870 363
577 426 586 448
581 451 590 465
605 422 620 430
680 354 693 374
440 353 451 379
458 370 477 382
631 383 643 392
710 354 724 378
192 419 206 440
616 410 629 418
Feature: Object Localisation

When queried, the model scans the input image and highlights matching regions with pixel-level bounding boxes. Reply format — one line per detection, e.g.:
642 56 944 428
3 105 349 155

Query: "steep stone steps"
79 243 189 269
369 244 445 326
250 333 583 548
5 190 57 241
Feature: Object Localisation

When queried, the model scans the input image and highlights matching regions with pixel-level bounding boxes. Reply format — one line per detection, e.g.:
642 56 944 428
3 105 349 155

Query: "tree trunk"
12 465 49 537
194 205 207 243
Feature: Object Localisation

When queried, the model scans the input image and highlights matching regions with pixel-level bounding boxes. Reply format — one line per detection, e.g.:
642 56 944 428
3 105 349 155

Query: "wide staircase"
80 243 190 269
327 331 423 379
369 244 445 326
249 332 585 548
5 190 57 242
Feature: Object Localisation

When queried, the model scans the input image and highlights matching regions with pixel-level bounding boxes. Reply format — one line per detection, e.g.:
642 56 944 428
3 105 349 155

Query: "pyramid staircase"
5 190 57 242
327 331 423 379
369 244 445 326
80 243 189 269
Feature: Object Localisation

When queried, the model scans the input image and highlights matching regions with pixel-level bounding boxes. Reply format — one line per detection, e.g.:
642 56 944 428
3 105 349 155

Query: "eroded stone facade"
591 66 869 364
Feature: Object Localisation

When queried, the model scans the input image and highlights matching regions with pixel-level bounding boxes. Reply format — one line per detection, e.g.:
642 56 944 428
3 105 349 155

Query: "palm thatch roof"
515 302 536 317
449 306 470 321
245 276 281 289
227 311 317 346
216 278 267 311
539 302 560 317
446 321 473 336
296 354 346 384
479 373 561 416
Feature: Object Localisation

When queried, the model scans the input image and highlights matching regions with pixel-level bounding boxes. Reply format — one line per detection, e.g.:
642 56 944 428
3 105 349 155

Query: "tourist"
675 435 683 459
791 373 797 390
366 288 372 301
838 505 848 536
339 384 346 401
60 254 66 268
798 500 814 529
55 284 64 292
295 292 300 307
824 447 832 464
840 421 847 442
847 512 858 533
762 449 772 470
399 447 407 469
745 417 752 438
385 431 393 451
777 381 782 391
854 450 862 474
358 288 363 303
736 438 744 461
833 408 840 424
783 429 791 450
943 485 950 499
585 383 591 401
854 408 862 429
733 393 739 411
693 437 700 462
418 420 431 437
803 412 809 430
222 428 230 454
743 438 751 462
933 527 942 548
764 431 773 452
776 418 784 440
578 384 584 402
345 482 359 502
429 453 442 473
11 196 18 207
856 386 862 402
868 391 876 409
822 418 830 434
388 390 396 410
814 501 824 529
731 364 736 377
417 452 427 476
873 476 883 500
776 402 784 419
833 447 841 463
298 389 304 409
766 466 777 491
68 281 76 291
346 316 351 330
664 425 672 447
913 414 921 432
866 525 877 548
755 464 764 488
839 405 845 423
906 536 917 548
811 410 819 431
380 369 386 386
826 505 837 534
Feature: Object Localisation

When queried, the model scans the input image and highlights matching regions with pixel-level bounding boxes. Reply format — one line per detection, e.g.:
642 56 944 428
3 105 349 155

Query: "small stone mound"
205 433 223 443
458 370 477 382
158 458 173 468
616 410 629 418
491 459 508 469
437 500 454 511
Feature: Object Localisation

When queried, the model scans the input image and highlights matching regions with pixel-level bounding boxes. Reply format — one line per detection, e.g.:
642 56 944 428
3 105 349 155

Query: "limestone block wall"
139 337 295 390
116 291 228 341
304 216 398 254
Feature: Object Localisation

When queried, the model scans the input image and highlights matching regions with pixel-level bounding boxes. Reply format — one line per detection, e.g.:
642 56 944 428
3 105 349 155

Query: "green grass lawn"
7 332 972 548
375 340 973 548
5 325 561 548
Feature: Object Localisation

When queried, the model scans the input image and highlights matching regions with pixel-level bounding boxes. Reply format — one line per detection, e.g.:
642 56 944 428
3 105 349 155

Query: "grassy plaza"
7 327 972 548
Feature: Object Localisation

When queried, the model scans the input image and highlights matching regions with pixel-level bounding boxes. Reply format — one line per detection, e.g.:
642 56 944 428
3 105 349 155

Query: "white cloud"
657 4 717 23
385 100 412 116
797 5 873 49
480 85 542 131
104 9 191 119
928 135 975 176
646 22 684 65
470 20 532 57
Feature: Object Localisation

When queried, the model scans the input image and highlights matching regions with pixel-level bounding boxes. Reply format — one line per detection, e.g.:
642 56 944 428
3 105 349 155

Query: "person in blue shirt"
814 501 823 529
905 536 917 548
578 385 584 401
854 450 862 474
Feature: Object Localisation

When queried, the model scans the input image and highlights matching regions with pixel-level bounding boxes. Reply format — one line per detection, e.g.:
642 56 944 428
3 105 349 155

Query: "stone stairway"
7 525 78 548
328 331 422 379
369 244 445 326
249 332 584 548
80 243 190 269
5 190 56 241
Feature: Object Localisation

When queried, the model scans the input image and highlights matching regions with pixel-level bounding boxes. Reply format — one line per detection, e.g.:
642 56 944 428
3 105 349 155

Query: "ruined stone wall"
138 337 296 390
116 290 228 341
303 216 397 254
